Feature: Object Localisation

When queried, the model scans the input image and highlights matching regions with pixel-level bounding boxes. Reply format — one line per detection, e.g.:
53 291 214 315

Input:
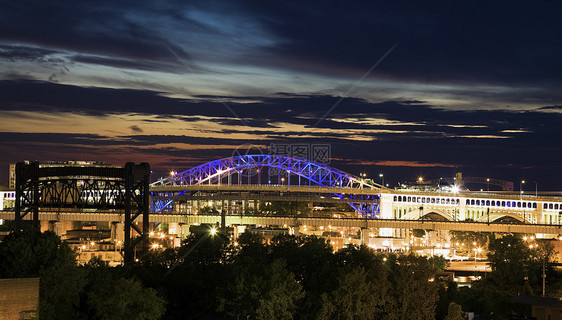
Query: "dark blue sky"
0 1 561 189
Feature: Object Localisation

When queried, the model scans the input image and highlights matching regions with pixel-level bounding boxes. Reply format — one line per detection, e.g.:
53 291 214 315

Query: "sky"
0 1 561 190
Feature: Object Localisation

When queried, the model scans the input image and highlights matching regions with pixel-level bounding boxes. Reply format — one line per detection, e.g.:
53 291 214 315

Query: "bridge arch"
151 155 381 216
476 213 526 223
400 208 454 221
152 154 381 190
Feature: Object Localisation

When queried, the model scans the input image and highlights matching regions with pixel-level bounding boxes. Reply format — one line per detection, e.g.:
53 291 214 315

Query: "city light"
151 243 159 249
451 185 460 193
210 227 217 236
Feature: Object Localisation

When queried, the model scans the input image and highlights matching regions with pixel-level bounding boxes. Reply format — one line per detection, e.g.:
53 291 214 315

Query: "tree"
444 302 463 320
384 254 439 320
87 277 166 320
0 230 85 320
487 234 533 291
318 266 387 320
217 259 303 320
235 231 268 263
177 232 229 266
428 255 448 272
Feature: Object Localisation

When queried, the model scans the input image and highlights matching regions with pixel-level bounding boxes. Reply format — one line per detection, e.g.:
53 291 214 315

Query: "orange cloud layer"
345 159 457 168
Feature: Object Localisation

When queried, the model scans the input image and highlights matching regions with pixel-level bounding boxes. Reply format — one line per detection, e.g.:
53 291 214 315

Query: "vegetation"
1 229 561 319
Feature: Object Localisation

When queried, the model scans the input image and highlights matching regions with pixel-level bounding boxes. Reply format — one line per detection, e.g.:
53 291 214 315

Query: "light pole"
534 181 538 197
379 173 384 187
521 180 525 222
486 178 490 191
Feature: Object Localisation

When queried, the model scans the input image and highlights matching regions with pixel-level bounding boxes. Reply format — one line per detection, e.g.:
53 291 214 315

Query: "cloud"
129 125 143 133
0 79 561 188
344 159 457 168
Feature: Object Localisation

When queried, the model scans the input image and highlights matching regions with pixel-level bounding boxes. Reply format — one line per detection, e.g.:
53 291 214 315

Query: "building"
8 163 15 190
0 191 15 211
512 295 562 320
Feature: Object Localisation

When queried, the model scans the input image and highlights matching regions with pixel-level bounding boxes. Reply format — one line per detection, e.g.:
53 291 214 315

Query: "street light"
379 173 384 186
521 180 525 222
486 178 490 191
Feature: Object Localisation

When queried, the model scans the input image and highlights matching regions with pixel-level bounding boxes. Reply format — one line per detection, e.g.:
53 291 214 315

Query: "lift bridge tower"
14 161 150 264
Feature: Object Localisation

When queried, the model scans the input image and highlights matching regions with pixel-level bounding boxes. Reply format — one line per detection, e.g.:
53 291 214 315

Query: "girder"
150 155 382 216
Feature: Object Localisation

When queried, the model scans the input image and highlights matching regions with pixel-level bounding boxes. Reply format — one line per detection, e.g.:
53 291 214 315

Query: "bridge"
2 155 562 253
1 211 561 235
149 154 562 236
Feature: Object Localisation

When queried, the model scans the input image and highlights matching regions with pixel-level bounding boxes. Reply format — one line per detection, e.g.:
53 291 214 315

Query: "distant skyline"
1 1 561 189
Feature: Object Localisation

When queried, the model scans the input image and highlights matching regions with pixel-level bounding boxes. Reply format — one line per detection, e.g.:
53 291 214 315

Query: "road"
447 260 491 272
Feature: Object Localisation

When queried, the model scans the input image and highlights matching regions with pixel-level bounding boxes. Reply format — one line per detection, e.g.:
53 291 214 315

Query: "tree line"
0 229 560 319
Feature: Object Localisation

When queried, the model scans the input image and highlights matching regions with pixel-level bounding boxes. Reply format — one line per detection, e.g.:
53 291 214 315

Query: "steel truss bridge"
12 162 150 263
150 154 382 217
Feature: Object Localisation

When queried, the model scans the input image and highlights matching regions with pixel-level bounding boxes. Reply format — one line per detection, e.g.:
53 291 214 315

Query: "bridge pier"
111 222 124 243
537 203 544 224
458 199 466 221
180 224 190 239
360 228 370 245
289 226 300 236
168 222 180 235
52 221 62 237
379 194 394 237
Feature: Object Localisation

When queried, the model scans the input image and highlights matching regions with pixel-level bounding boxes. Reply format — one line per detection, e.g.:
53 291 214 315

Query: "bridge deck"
151 184 381 195
2 211 561 234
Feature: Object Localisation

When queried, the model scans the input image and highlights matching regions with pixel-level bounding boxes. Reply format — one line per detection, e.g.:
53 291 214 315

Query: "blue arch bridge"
150 154 382 218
